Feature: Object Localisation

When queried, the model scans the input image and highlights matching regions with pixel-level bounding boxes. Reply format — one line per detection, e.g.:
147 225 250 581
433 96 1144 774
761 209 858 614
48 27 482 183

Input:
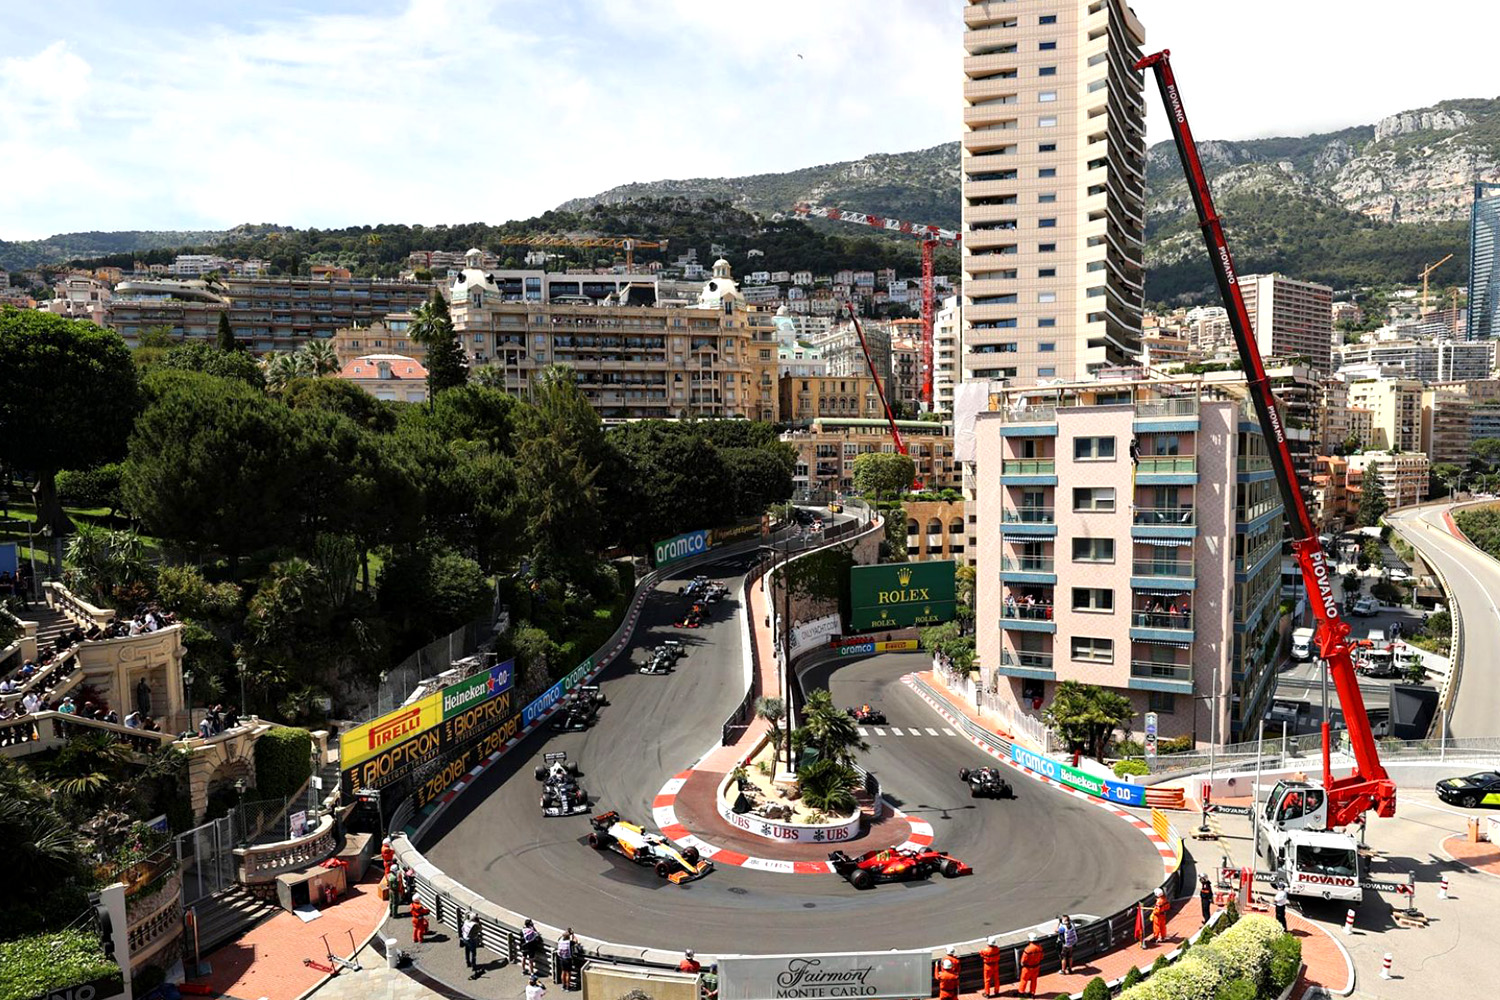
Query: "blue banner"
1010 745 1146 806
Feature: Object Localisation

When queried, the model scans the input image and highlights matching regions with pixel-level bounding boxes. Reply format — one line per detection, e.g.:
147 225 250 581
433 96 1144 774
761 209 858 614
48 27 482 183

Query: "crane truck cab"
1255 780 1362 902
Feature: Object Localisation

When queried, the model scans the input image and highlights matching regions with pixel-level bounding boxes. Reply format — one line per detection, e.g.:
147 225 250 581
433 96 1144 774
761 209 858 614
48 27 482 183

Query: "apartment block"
45 273 112 326
782 418 959 498
1466 181 1500 341
1337 337 1495 383
1346 452 1430 510
107 279 228 344
904 499 971 563
961 0 1148 386
1240 273 1335 373
331 316 420 365
778 375 883 424
1345 377 1423 452
961 375 1285 743
933 295 962 412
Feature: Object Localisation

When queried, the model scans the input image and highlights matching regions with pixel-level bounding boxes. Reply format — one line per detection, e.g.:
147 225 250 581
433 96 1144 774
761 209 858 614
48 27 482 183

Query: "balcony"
1129 610 1194 643
1000 556 1056 585
999 506 1056 536
998 649 1055 680
1000 604 1055 633
1135 455 1198 485
1131 506 1197 540
1130 559 1196 590
1000 459 1056 485
1237 454 1274 482
1133 396 1200 432
1129 660 1193 693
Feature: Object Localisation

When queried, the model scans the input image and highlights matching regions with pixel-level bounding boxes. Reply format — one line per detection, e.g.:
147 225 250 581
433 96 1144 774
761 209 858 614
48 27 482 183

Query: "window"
1149 692 1176 714
1074 436 1116 460
1038 90 1057 102
1039 116 1057 128
1073 487 1115 511
1039 168 1057 178
1039 243 1056 252
1037 367 1056 378
1071 637 1114 663
1072 537 1115 562
1153 435 1181 456
1038 292 1056 303
1039 341 1055 351
1038 268 1056 278
1039 41 1057 50
1072 588 1114 612
1039 66 1057 76
1039 193 1057 203
1039 218 1057 228
1039 142 1057 152
1039 14 1057 24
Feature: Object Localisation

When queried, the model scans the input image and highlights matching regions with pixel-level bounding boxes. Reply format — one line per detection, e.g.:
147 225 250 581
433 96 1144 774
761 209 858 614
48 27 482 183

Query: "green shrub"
1160 735 1196 754
253 726 313 799
1224 897 1240 927
1204 915 1282 996
1119 954 1224 1000
0 928 122 1000
1212 977 1256 1000
1114 738 1145 758
56 463 125 512
1122 966 1143 989
1150 955 1169 976
1267 934 1302 994
1197 920 1217 946
1114 759 1151 777
1081 977 1110 1000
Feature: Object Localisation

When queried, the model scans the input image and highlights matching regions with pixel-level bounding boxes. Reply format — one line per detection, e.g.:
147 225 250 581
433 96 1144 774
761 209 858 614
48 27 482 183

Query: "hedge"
253 726 313 800
0 928 121 1000
1116 915 1288 1000
1114 759 1151 777
56 463 124 511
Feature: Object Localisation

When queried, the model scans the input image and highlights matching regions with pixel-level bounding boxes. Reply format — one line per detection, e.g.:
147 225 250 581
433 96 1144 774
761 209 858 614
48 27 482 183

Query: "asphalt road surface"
422 566 1162 954
1387 504 1500 737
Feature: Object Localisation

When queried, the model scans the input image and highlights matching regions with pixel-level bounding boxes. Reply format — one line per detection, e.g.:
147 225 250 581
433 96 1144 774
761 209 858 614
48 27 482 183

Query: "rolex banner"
848 560 956 632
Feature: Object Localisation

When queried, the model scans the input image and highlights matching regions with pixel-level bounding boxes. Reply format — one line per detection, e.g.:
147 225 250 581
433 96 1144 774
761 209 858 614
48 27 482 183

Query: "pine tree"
216 311 236 352
1357 464 1389 527
411 291 468 400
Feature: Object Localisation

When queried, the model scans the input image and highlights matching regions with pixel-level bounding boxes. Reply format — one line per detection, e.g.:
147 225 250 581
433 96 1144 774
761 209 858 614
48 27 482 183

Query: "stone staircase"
188 885 281 954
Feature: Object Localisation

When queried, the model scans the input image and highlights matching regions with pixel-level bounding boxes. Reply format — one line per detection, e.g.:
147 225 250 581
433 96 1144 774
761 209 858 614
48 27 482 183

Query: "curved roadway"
421 565 1162 954
1387 503 1500 737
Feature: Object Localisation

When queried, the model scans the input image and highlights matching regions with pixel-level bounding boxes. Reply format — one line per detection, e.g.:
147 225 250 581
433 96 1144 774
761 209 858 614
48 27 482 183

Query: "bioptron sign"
718 950 931 1000
848 560 957 632
654 528 712 567
340 659 515 772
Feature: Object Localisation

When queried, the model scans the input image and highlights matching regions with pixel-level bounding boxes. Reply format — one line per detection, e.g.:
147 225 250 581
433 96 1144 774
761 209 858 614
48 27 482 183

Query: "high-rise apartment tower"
960 0 1147 387
1467 181 1500 341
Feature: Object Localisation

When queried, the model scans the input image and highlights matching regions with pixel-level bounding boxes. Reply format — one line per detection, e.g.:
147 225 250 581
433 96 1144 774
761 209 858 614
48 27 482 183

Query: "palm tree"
299 339 341 377
755 696 786 763
44 734 136 811
261 351 313 393
796 759 859 815
407 295 447 347
800 696 868 767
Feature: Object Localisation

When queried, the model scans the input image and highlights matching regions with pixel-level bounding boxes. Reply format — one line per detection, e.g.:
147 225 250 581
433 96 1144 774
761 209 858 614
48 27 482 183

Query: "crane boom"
845 305 905 456
1137 50 1394 828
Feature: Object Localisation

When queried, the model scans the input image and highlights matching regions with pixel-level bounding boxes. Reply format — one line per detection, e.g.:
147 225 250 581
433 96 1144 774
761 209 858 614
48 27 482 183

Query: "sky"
3 0 1495 240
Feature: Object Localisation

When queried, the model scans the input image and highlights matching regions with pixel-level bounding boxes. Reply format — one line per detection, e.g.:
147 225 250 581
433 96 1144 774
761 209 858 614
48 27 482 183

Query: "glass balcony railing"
1001 507 1055 524
1001 650 1054 670
1131 611 1193 630
1136 456 1197 474
1002 459 1056 475
1237 455 1272 473
1131 660 1192 682
998 403 1057 423
1132 560 1195 579
1135 397 1199 418
1001 556 1055 572
1001 603 1054 621
1133 507 1195 526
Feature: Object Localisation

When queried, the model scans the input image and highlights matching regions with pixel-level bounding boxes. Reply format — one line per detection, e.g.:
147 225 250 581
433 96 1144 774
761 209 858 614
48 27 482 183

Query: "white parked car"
1350 598 1379 617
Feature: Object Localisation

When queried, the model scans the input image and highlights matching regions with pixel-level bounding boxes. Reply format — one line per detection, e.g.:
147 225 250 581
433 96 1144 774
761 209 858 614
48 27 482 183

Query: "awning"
1136 588 1190 597
1135 639 1192 650
1136 538 1187 548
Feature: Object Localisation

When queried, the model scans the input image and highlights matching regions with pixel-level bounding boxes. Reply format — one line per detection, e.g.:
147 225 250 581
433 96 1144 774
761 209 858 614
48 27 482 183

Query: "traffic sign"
1145 712 1158 760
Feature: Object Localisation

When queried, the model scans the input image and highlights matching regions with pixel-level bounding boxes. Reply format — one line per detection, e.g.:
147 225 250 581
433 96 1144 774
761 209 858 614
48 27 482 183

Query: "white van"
1291 627 1315 661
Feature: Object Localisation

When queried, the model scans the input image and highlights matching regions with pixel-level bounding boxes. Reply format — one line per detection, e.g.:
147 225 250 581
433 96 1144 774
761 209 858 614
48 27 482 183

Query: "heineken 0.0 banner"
849 560 957 631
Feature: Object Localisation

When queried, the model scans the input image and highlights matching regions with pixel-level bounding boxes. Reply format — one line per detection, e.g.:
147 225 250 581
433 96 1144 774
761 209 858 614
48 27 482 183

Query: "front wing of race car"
665 853 715 884
542 798 591 817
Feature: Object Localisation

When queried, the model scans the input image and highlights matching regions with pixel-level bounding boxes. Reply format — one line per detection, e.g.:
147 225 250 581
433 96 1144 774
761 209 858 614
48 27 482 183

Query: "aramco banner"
1011 744 1146 807
654 528 712 567
848 560 957 631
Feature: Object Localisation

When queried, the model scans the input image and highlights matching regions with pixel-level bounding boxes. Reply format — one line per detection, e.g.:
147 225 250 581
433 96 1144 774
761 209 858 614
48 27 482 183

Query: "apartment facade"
1466 181 1500 341
962 375 1284 744
961 0 1148 386
1346 377 1423 452
1240 273 1335 373
783 418 959 497
1346 452 1430 511
933 295 962 412
1336 337 1495 383
331 315 420 365
904 499 971 563
778 375 883 424
337 354 429 404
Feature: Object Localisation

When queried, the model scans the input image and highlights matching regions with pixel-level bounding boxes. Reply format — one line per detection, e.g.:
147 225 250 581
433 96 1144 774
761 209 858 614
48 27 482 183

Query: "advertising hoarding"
718 950 931 1000
848 561 956 632
654 529 712 567
340 693 442 770
1010 744 1146 807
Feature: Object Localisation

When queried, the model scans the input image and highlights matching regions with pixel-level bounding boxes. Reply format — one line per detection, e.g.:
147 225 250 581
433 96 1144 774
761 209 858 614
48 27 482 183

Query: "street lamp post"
235 658 247 717
182 668 194 736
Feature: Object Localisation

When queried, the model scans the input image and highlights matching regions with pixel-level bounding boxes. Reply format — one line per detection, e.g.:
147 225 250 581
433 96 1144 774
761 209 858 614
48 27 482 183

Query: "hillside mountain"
0 225 293 272
555 143 963 232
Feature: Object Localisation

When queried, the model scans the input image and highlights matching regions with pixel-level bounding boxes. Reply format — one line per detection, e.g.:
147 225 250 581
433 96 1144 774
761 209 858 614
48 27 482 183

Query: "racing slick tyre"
1461 794 1479 808
970 785 979 798
588 833 608 850
683 846 701 865
567 761 580 776
849 868 873 890
941 859 961 879
958 768 971 782
535 766 547 781
655 860 673 879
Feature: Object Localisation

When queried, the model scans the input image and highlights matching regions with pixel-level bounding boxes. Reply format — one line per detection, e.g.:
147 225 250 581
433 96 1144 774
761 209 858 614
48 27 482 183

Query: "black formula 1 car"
588 811 714 884
535 752 589 816
848 706 887 725
639 647 674 675
682 576 710 597
828 847 973 889
549 697 598 732
657 639 686 662
959 766 1014 799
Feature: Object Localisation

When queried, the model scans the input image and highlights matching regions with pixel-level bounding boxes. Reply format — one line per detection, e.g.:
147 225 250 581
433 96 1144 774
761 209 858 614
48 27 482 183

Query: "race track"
421 562 1163 954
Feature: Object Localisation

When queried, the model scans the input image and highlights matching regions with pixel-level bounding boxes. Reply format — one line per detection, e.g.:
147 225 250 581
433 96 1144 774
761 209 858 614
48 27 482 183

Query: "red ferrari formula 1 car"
828 846 973 889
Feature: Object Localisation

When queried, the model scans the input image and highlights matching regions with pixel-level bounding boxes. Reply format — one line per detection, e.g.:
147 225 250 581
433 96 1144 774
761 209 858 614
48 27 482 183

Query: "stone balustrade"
235 814 338 884
1 607 38 666
126 884 183 970
44 580 116 629
1 649 81 707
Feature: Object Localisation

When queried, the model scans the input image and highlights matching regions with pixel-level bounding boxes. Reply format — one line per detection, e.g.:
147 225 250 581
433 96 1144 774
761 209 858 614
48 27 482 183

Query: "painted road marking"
873 727 886 736
889 727 904 735
926 727 940 735
857 727 868 736
943 727 956 736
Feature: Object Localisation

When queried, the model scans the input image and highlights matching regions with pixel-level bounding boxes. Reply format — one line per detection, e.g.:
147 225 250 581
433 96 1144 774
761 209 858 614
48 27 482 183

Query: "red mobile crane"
1138 52 1394 853
792 203 959 407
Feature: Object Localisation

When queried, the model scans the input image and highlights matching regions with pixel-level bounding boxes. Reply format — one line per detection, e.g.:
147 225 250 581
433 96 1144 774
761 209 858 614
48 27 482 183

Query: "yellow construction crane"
1420 253 1454 315
494 235 667 271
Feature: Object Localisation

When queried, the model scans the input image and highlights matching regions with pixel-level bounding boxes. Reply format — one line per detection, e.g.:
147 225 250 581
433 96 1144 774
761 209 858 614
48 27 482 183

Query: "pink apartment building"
959 374 1286 745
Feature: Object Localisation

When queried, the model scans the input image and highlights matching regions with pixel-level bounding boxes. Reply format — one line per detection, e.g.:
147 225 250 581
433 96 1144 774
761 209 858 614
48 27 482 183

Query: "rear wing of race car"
591 810 620 831
544 751 569 764
826 850 856 873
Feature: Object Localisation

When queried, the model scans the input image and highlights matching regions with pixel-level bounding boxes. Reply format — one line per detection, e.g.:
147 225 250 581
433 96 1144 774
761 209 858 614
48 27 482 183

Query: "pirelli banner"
341 660 518 810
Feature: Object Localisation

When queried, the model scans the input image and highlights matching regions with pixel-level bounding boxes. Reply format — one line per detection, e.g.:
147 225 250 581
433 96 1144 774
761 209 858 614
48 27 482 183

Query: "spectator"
0 676 16 694
22 691 40 715
460 911 480 975
678 949 700 974
58 696 77 715
1273 884 1289 930
19 661 36 679
1057 914 1077 975
556 929 575 989
1199 875 1213 923
124 712 143 730
222 704 241 729
526 977 547 1000
197 714 213 739
520 918 543 976
103 708 119 725
143 716 162 733
701 963 718 1000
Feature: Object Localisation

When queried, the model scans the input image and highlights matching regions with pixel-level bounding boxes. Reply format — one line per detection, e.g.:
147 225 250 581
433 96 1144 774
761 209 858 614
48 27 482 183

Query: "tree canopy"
852 451 916 501
1042 680 1136 761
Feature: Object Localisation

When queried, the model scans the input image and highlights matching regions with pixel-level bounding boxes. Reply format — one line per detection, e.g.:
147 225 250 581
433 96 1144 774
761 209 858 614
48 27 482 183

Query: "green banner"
849 560 957 631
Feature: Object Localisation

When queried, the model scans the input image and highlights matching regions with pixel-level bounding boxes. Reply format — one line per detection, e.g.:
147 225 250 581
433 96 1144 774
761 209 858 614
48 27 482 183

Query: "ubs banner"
718 950 930 1000
848 560 956 632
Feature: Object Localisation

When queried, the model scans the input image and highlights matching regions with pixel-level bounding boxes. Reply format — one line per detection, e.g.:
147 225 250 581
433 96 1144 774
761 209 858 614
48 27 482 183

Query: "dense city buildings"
1238 273 1335 373
336 354 430 403
1466 180 1500 340
1336 337 1495 383
783 417 959 497
961 0 1148 386
959 374 1283 743
1345 377 1423 452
